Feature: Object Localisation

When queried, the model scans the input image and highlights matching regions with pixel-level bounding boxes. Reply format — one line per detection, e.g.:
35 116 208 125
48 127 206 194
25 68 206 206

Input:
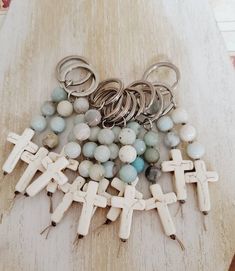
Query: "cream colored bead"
119 145 137 163
171 107 188 124
89 164 105 181
57 100 73 117
73 123 91 141
179 124 196 142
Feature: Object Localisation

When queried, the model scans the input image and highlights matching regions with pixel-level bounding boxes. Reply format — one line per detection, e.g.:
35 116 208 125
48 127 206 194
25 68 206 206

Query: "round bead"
164 131 180 148
119 164 137 183
41 101 56 116
89 164 105 181
144 148 160 163
64 142 81 159
89 126 101 141
73 98 89 113
144 131 159 147
171 107 188 124
94 145 111 163
85 109 101 126
42 131 59 149
112 126 122 142
119 145 137 163
79 160 93 178
82 142 97 158
73 123 90 141
50 116 66 133
97 129 115 145
131 157 145 173
145 165 162 183
103 161 117 179
108 143 119 160
133 139 146 155
187 141 205 160
156 116 174 132
127 121 141 135
73 114 85 125
179 124 196 142
57 100 73 117
118 128 136 145
30 115 47 132
51 87 67 102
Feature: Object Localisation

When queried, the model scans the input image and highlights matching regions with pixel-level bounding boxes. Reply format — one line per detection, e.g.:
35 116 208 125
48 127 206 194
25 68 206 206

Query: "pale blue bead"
156 116 173 132
30 115 47 132
133 139 146 155
112 126 121 142
98 129 115 145
144 131 159 147
94 145 111 163
119 164 137 183
89 126 101 142
144 148 160 163
41 101 56 116
127 121 141 135
131 157 145 173
82 142 97 158
51 87 67 102
73 114 85 125
164 131 180 148
103 161 117 179
187 141 205 160
50 116 66 133
108 143 119 160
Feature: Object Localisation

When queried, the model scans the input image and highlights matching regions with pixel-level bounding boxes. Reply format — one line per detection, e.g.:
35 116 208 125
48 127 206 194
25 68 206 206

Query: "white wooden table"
0 1 235 270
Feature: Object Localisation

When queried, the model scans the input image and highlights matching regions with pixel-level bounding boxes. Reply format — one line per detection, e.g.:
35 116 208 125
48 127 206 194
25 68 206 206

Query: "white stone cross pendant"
185 160 218 213
161 149 193 202
111 185 145 241
2 128 38 174
73 180 107 237
145 184 177 236
25 156 69 197
15 147 49 194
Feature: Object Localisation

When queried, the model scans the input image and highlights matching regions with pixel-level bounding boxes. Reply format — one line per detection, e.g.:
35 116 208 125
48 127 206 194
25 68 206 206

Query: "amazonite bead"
51 87 67 102
108 143 119 160
50 116 66 133
73 97 89 113
82 142 97 158
112 126 121 142
179 124 196 142
131 157 145 173
119 164 137 183
89 164 105 181
144 131 159 147
127 121 141 135
118 128 136 145
89 126 101 141
97 129 115 145
133 139 146 155
94 145 111 163
144 148 160 163
79 160 93 178
57 100 73 117
119 145 137 163
187 141 205 160
164 131 180 148
103 161 117 178
156 116 173 132
73 114 85 125
30 115 47 132
73 123 90 141
64 142 81 159
85 109 101 126
41 101 56 116
171 107 188 124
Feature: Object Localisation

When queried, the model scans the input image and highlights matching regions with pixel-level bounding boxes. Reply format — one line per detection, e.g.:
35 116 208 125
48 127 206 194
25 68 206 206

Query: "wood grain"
0 0 235 270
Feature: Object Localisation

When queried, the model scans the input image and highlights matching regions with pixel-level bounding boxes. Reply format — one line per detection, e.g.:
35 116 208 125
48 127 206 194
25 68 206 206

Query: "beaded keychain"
2 55 218 249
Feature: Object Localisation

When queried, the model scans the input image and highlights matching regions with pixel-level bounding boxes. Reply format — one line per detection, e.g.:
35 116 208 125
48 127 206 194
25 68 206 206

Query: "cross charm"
145 184 177 236
25 156 69 197
111 185 145 241
15 147 49 194
73 181 107 237
185 160 218 213
161 149 193 202
2 128 38 174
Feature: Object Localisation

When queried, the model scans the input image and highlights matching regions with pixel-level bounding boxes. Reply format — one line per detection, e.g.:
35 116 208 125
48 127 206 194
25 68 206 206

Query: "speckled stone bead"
89 126 101 142
108 143 119 160
73 123 90 141
179 124 196 142
103 161 117 179
133 139 146 155
51 87 67 102
42 131 59 149
145 165 162 183
94 145 111 163
30 115 47 132
73 97 89 113
112 126 121 142
171 107 188 124
187 141 205 160
73 114 85 125
127 121 141 135
131 157 145 173
89 164 105 181
118 128 136 145
79 160 93 178
50 116 66 134
85 109 101 126
119 145 137 163
82 142 97 158
41 101 56 117
64 142 81 159
164 131 180 148
97 129 115 145
144 130 159 147
57 100 73 117
144 148 160 163
156 116 174 132
119 164 137 183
